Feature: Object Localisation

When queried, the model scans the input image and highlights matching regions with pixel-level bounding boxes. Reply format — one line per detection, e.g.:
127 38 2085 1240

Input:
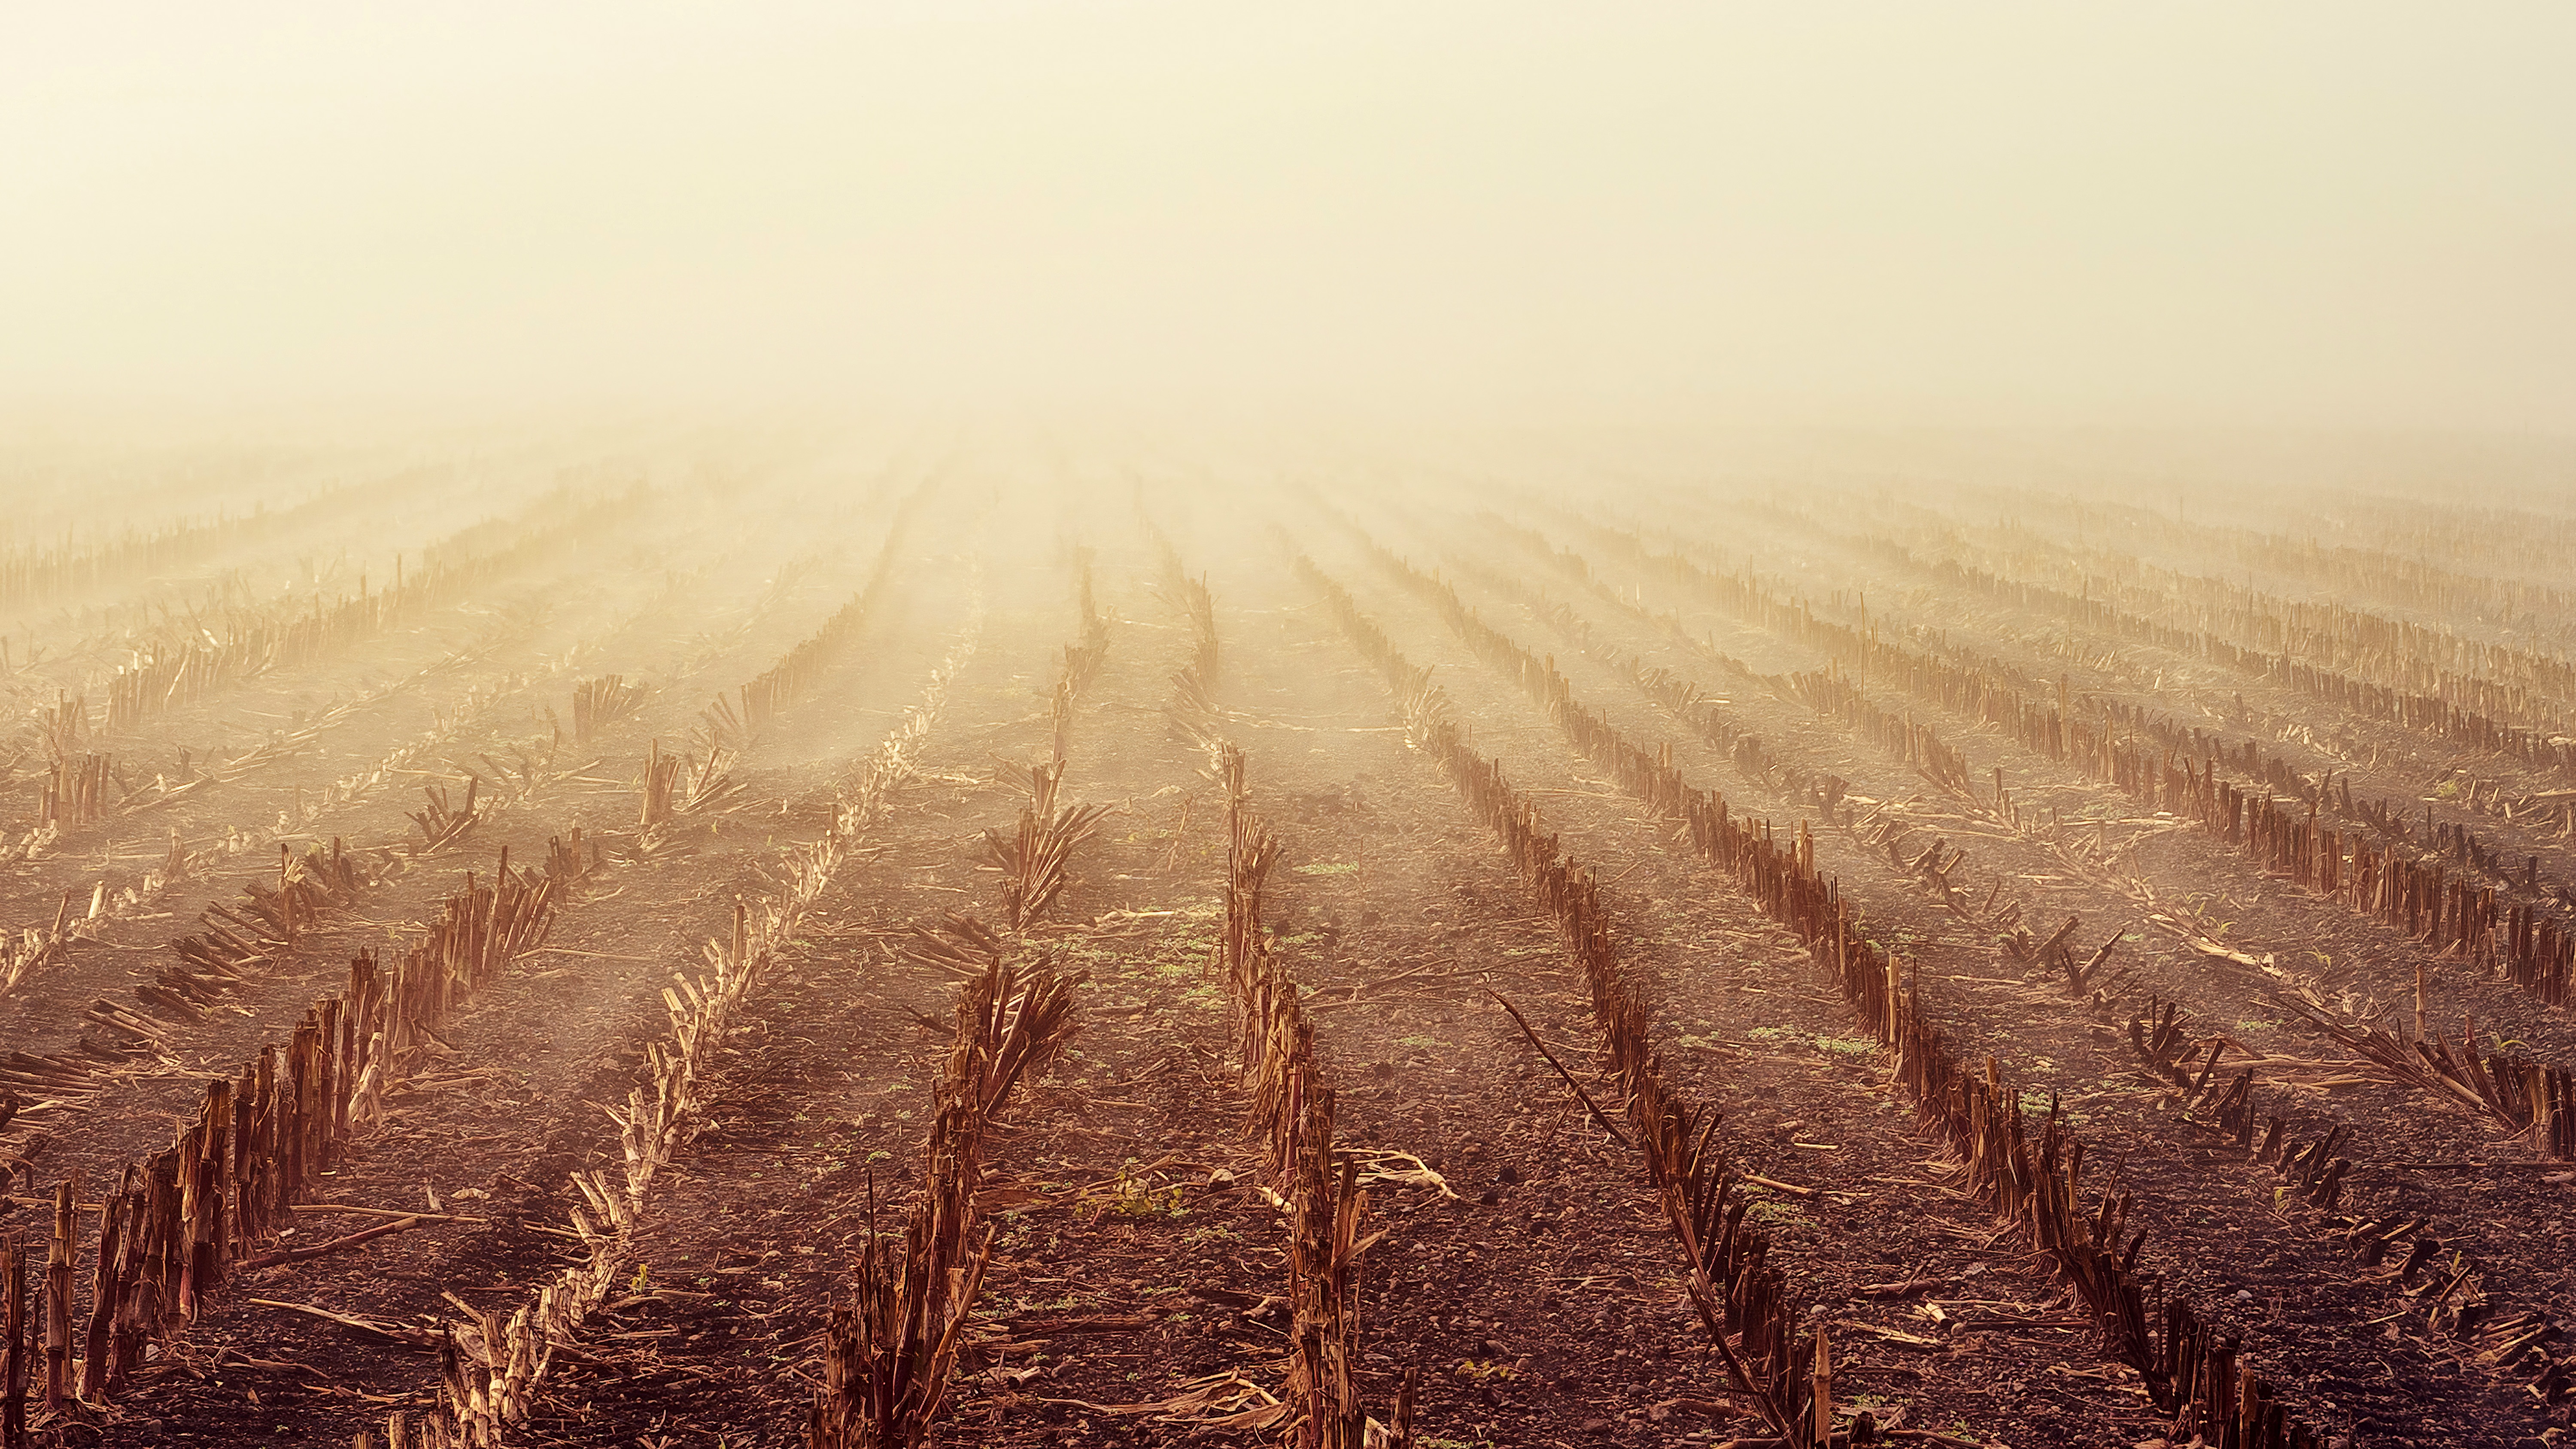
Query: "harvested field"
13 3 2571 1442
0 454 2570 1449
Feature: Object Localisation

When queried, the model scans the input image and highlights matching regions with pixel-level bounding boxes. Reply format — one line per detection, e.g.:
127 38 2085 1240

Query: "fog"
7 3 2574 433
10 14 2576 1443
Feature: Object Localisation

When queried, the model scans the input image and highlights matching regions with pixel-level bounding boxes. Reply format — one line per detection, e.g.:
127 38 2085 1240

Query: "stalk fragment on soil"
1488 989 1631 1150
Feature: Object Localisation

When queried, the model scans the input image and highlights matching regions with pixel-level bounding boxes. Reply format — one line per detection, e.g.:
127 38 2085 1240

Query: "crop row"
1513 510 2576 1035
1294 538 2340 1444
1170 529 1408 1449
0 837 581 1432
1689 488 2576 736
807 558 1111 1449
1406 484 2576 1421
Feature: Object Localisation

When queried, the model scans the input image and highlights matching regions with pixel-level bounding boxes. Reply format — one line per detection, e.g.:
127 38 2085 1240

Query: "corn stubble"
808 957 1074 1449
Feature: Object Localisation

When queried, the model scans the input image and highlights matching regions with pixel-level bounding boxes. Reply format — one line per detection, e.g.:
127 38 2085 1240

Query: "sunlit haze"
6 3 2573 429
5 9 2576 1445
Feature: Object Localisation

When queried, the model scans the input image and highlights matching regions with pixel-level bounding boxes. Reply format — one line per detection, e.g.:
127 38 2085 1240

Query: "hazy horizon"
6 3 2573 434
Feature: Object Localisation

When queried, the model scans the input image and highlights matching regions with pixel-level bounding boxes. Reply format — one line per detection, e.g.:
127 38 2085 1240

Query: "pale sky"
5 3 2572 430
